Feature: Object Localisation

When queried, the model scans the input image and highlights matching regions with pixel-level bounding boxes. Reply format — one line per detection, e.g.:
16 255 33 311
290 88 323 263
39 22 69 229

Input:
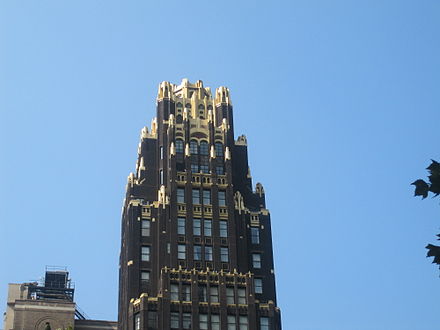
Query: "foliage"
412 159 440 268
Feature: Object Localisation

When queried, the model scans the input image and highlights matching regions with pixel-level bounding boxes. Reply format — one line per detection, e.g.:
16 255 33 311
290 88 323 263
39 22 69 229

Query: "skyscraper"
118 79 282 330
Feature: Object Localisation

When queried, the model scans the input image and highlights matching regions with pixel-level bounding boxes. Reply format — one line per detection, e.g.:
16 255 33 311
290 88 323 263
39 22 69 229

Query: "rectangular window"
200 164 209 173
220 221 228 237
198 285 207 302
141 219 151 237
260 317 269 330
218 191 226 206
182 313 191 329
254 278 263 294
177 188 185 203
135 313 141 330
204 219 212 236
192 189 200 204
227 315 236 330
199 314 208 330
237 288 246 304
194 245 202 260
182 284 191 301
216 165 224 175
215 143 223 157
178 244 186 259
160 146 163 159
251 227 260 244
203 190 211 204
252 253 261 268
159 169 163 184
211 314 220 330
239 316 248 330
178 217 186 235
193 219 201 236
167 242 171 254
210 286 219 303
147 311 157 329
221 247 229 262
141 246 150 262
191 163 199 173
226 287 235 304
205 246 213 261
170 284 179 301
170 312 179 329
141 271 150 286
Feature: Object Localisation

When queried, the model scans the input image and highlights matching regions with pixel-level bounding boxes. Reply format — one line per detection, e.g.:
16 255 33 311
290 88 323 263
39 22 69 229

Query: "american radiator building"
118 79 282 330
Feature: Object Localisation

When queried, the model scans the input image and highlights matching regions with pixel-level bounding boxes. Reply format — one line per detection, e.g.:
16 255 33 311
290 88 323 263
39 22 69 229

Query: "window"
178 244 186 259
190 140 198 154
227 315 236 330
252 253 261 268
200 164 209 173
205 246 213 261
204 219 212 236
237 288 246 304
215 142 224 157
159 169 163 184
182 284 191 301
176 102 183 109
160 146 163 159
198 285 207 302
191 163 199 173
193 219 201 236
147 311 157 329
199 314 208 330
170 312 179 329
175 139 184 153
220 221 228 237
239 316 248 330
141 246 150 262
216 165 224 175
178 217 186 235
226 287 235 304
182 313 191 329
134 313 141 330
203 190 211 204
260 317 269 330
141 220 150 236
254 278 263 294
211 314 220 330
194 245 202 260
221 247 229 262
210 286 219 303
177 188 185 203
200 141 209 155
218 191 226 206
251 227 260 244
141 271 150 285
170 284 179 300
167 243 171 254
192 189 200 204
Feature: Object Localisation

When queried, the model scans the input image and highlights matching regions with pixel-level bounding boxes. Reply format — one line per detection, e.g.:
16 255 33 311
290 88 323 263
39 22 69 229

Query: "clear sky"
1 1 439 329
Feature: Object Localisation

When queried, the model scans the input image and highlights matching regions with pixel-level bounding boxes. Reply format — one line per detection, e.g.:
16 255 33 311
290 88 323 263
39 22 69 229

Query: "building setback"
118 79 282 330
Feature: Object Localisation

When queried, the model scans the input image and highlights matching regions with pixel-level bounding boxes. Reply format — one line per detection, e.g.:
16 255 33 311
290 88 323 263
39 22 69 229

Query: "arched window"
176 114 183 124
207 105 213 110
199 141 209 155
190 140 198 154
175 139 184 153
198 104 205 110
185 103 192 109
176 102 183 109
215 142 223 157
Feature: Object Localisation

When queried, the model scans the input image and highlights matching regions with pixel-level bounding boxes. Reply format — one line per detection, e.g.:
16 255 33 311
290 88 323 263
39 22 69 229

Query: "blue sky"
1 1 439 329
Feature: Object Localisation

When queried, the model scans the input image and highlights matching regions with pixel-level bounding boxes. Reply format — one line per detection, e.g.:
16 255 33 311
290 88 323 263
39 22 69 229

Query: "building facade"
118 79 282 330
